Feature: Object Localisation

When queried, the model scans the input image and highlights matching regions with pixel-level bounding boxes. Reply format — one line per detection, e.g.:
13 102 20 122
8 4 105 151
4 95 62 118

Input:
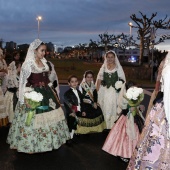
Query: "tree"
88 39 98 60
130 12 170 64
98 32 115 52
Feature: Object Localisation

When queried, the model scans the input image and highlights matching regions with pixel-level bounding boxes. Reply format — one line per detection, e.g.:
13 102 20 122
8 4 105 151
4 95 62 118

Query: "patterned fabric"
0 87 7 121
102 115 139 158
127 101 170 170
5 61 20 123
97 66 125 129
7 86 70 153
75 82 106 134
102 71 118 88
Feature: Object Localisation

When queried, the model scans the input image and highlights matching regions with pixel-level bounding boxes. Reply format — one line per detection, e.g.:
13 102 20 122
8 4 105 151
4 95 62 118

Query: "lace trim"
78 115 105 127
34 107 65 129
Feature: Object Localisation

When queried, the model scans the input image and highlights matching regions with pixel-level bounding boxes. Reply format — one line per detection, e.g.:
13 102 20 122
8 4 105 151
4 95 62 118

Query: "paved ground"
0 86 153 170
0 127 128 170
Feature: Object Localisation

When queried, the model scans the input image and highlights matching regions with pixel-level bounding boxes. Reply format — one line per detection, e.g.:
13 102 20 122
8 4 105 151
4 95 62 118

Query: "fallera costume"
77 81 106 134
96 51 126 129
102 86 145 159
5 60 21 123
127 51 170 170
7 39 70 153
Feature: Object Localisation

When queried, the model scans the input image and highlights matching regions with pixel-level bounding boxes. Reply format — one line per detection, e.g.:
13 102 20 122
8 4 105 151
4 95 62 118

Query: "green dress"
7 61 70 153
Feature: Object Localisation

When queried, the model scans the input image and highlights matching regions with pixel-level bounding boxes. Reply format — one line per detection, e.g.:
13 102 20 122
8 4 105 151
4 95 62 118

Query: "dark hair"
84 70 94 78
106 51 115 58
13 51 19 57
68 75 78 83
46 61 52 71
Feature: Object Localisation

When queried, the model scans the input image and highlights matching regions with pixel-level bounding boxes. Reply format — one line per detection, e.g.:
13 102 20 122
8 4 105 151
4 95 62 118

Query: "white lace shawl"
19 58 49 104
19 39 48 104
7 61 19 88
95 50 126 82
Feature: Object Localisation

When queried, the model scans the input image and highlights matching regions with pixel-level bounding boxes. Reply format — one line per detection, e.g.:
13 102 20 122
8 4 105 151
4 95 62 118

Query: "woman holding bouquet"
7 39 70 153
96 50 126 129
102 83 145 162
77 70 106 134
127 51 170 169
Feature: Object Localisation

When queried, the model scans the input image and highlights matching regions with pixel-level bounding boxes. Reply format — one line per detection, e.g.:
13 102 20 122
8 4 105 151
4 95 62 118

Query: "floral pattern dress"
7 60 70 153
127 101 170 170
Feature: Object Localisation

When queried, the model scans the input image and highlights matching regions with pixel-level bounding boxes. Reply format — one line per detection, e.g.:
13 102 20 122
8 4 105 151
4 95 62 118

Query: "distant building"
5 41 17 51
17 44 29 52
46 42 54 52
57 47 63 53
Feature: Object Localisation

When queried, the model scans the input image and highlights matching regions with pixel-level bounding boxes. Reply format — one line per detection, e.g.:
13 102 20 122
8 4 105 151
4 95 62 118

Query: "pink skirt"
102 115 139 158
127 101 170 170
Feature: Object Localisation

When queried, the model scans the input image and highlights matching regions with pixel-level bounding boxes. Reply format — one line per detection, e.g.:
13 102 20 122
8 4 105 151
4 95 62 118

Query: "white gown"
98 67 124 129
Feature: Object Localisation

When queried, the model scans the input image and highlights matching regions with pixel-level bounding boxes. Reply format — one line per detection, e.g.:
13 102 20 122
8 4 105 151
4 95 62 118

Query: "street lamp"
128 22 133 37
36 16 42 39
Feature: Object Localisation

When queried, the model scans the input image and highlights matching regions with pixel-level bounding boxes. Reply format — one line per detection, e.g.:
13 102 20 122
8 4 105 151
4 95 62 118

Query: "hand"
93 103 97 109
70 113 76 117
82 112 86 116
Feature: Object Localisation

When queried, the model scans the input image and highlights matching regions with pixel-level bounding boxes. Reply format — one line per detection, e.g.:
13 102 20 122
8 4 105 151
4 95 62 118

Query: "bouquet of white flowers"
124 87 144 116
24 87 43 126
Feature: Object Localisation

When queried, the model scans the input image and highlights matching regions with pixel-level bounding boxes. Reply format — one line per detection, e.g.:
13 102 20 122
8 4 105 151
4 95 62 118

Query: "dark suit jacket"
63 88 85 118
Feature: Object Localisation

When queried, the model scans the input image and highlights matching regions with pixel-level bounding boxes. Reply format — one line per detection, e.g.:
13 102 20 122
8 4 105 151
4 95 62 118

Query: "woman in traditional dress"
0 48 8 127
146 56 166 117
5 52 22 123
96 50 126 129
127 51 170 170
7 39 70 153
102 82 145 162
77 70 106 134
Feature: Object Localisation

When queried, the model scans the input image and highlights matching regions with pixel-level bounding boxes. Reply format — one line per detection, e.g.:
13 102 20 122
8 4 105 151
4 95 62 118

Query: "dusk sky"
0 0 170 50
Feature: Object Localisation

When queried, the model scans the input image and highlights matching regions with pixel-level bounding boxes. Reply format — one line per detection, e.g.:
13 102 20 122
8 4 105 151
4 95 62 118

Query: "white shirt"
71 88 81 111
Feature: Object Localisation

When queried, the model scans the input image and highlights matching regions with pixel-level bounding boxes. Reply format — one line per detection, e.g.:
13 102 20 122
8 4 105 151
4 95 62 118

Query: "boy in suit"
64 75 86 145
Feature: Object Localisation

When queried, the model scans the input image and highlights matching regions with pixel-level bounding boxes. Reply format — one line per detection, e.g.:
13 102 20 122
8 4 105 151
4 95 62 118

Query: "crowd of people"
0 38 170 169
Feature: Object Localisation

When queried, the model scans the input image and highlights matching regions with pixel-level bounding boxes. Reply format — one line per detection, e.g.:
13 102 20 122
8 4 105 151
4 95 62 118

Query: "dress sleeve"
19 61 32 104
96 66 104 81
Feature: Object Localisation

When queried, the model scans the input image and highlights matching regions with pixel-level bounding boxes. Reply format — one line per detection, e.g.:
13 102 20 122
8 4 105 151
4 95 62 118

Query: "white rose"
132 91 139 100
115 81 123 90
126 89 133 100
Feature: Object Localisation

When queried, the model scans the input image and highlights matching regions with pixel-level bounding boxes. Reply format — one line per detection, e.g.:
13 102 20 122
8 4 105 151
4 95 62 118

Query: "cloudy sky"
0 0 170 50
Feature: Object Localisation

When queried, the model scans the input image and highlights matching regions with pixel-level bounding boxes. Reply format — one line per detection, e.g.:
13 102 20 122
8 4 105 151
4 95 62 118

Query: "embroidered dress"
96 51 126 129
127 101 170 170
76 82 106 134
127 52 170 170
4 61 20 123
97 67 124 129
7 40 70 153
0 59 8 127
102 107 144 159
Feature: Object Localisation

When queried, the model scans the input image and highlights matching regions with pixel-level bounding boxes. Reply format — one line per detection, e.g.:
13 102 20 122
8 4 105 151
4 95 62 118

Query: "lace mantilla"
19 39 48 104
